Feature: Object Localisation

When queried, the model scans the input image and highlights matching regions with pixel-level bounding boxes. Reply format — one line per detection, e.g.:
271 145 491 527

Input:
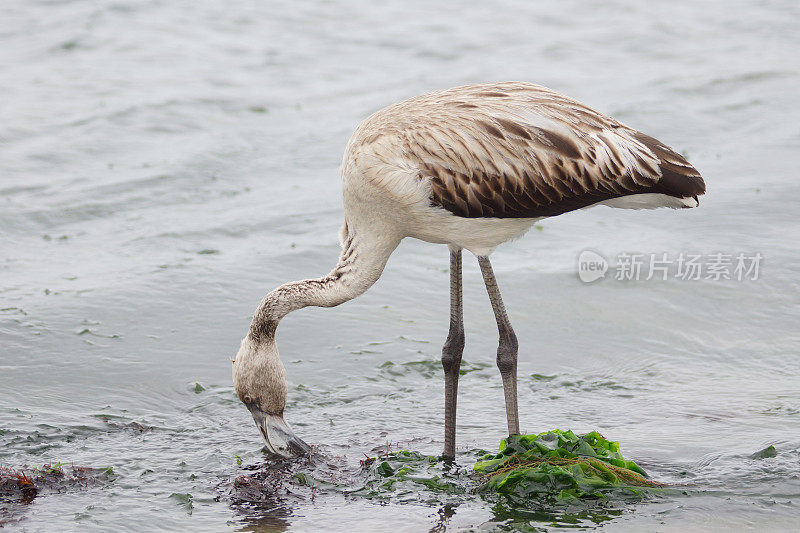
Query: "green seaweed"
749 445 777 459
474 430 661 501
349 429 661 507
350 450 466 503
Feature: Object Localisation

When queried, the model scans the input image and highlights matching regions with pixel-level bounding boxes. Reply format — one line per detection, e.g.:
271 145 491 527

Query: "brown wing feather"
366 82 705 219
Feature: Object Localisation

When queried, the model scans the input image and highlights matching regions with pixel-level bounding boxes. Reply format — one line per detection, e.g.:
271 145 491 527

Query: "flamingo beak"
249 407 311 457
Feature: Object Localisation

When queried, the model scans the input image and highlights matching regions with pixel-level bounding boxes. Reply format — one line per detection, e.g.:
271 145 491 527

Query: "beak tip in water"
251 409 311 458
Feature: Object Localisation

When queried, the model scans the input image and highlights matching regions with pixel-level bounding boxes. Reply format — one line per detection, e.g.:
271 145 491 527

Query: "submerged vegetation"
351 430 662 504
351 450 467 503
473 430 663 502
1 463 115 526
0 463 114 505
326 430 666 528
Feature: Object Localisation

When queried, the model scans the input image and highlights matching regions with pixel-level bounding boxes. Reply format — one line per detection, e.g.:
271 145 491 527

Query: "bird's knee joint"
446 328 465 351
442 330 465 371
498 330 518 354
441 353 462 373
496 333 518 374
496 355 516 374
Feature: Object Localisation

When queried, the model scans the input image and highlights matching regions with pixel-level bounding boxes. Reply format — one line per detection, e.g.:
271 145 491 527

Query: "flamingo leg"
441 248 465 459
477 256 520 436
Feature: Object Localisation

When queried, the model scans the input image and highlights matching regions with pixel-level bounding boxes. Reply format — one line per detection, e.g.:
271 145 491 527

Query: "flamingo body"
341 81 703 255
232 82 705 458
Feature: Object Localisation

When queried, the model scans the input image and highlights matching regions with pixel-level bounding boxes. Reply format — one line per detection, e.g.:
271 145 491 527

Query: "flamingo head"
232 334 310 457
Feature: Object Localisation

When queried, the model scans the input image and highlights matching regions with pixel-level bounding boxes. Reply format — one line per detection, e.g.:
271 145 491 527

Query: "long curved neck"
249 223 400 341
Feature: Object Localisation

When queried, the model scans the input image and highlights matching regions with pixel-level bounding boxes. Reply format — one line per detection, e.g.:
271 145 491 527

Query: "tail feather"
633 131 706 198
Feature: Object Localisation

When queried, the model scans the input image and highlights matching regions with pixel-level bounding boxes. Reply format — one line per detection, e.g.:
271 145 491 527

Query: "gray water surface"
1 0 799 531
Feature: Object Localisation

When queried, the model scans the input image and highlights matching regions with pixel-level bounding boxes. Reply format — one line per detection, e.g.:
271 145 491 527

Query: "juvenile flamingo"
232 82 705 458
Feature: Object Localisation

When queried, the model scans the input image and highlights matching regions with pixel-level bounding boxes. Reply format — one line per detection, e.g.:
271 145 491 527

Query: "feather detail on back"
348 82 705 219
